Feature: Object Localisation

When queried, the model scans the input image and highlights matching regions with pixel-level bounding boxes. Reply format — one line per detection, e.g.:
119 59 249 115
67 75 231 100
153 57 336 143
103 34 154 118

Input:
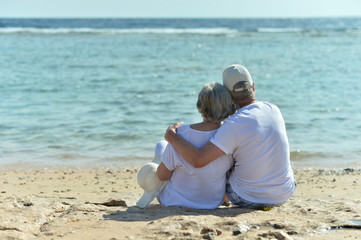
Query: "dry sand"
0 166 360 240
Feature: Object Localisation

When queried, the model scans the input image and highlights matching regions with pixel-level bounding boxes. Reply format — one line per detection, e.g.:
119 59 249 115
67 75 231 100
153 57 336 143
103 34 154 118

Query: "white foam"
0 27 238 35
257 28 304 33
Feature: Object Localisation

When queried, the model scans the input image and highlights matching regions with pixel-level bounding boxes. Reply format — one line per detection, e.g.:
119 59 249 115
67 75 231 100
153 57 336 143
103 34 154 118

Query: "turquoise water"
1 18 361 168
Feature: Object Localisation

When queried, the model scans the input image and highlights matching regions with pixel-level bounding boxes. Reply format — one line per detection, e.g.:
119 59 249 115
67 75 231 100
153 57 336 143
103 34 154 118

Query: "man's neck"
238 99 256 108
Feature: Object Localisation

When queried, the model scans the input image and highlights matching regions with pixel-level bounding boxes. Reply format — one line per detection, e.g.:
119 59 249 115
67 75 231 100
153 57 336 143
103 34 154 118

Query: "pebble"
202 232 215 240
233 229 243 235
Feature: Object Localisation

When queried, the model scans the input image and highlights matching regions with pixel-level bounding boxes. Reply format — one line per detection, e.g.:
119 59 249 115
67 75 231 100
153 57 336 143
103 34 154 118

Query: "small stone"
233 229 243 235
202 232 215 240
23 202 33 207
201 227 213 234
200 227 221 236
97 199 127 207
260 231 293 240
287 230 299 235
273 223 284 229
274 231 293 240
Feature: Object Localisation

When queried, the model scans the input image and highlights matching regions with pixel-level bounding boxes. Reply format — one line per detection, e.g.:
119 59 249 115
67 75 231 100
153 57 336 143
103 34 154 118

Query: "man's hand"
164 122 224 168
165 122 183 143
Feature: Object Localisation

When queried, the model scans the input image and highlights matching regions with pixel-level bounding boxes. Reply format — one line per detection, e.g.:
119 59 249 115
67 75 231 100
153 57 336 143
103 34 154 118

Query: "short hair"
229 81 255 105
196 82 235 123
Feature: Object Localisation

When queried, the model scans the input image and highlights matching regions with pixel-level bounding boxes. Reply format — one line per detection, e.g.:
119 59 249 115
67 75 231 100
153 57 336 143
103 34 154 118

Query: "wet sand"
0 167 360 240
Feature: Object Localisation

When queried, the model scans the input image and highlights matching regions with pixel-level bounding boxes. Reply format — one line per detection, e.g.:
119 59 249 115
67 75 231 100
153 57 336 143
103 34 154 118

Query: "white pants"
152 140 168 164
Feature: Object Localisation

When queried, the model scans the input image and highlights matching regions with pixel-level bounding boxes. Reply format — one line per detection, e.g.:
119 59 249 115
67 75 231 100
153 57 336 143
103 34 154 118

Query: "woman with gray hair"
152 82 235 209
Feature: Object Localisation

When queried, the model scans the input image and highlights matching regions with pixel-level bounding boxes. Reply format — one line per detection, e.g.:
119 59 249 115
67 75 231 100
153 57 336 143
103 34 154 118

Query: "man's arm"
164 123 224 168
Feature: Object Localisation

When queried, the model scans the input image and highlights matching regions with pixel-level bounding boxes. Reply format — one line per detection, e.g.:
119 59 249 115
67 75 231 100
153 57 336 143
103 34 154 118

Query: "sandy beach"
1 166 360 240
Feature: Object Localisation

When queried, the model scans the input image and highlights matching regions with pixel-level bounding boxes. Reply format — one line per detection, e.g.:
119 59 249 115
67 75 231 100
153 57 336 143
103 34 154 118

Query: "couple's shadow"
103 204 255 222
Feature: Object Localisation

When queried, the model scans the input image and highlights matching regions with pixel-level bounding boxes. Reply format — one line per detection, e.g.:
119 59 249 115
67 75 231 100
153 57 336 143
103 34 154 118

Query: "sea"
0 18 361 169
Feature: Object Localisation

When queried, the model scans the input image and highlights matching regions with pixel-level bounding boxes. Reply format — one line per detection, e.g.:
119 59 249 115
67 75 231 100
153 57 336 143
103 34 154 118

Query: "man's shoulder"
223 101 282 124
260 101 280 110
246 101 282 116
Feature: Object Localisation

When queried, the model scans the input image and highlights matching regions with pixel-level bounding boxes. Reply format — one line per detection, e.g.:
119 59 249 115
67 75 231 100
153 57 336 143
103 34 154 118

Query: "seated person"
154 82 235 209
165 65 296 209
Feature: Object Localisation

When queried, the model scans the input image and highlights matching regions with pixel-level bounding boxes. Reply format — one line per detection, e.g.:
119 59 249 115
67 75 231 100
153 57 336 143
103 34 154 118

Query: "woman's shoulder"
177 124 191 134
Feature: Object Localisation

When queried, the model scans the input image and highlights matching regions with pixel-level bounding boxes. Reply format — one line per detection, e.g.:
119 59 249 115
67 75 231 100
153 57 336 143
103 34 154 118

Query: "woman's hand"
164 122 183 143
157 162 173 181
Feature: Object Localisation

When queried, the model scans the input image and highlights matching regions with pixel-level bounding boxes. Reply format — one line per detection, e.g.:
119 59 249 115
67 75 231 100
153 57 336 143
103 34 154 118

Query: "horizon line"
1 15 361 19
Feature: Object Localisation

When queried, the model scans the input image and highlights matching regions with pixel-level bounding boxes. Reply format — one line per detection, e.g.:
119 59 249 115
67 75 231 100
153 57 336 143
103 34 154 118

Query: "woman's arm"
157 162 173 181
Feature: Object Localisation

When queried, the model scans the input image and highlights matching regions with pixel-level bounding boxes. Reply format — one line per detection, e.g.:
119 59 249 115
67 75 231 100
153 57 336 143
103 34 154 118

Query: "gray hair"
229 81 255 105
196 82 235 123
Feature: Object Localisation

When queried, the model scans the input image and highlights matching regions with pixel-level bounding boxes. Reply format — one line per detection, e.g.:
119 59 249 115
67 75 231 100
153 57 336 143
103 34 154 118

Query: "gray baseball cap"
222 64 253 92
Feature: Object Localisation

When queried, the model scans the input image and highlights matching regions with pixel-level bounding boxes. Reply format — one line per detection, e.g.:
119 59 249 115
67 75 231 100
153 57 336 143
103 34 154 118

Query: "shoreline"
1 166 360 239
1 155 360 171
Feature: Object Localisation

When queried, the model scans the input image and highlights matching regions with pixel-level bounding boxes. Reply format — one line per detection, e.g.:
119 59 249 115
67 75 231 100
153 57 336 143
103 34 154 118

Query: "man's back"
210 101 295 205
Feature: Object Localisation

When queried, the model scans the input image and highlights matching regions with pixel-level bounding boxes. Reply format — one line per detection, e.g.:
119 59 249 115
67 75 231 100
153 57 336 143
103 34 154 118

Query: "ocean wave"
290 150 345 161
0 27 238 35
256 27 304 33
1 27 360 35
290 151 326 160
257 27 361 34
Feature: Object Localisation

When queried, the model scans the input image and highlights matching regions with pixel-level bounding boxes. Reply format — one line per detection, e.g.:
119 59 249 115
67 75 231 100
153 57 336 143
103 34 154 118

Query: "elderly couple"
137 64 296 210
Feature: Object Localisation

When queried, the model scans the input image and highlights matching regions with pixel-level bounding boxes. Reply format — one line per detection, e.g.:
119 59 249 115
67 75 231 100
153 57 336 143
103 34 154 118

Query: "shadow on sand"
103 204 255 222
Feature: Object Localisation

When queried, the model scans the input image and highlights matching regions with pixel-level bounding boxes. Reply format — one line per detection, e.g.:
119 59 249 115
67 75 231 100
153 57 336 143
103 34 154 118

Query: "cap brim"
136 181 167 208
136 191 157 208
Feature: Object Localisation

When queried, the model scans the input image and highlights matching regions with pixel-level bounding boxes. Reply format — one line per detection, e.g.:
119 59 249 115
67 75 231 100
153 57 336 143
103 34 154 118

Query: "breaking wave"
0 27 238 35
1 27 360 35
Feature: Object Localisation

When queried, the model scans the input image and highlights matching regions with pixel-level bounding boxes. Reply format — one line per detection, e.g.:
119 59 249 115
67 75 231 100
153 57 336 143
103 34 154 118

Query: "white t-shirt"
210 101 295 205
158 125 233 209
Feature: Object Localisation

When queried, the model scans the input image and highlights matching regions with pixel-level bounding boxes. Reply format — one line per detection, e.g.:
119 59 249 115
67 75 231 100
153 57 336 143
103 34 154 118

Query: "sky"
1 0 361 18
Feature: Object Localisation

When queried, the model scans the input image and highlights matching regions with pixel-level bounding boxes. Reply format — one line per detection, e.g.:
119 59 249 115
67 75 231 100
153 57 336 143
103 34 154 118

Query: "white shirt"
210 101 295 204
158 125 233 209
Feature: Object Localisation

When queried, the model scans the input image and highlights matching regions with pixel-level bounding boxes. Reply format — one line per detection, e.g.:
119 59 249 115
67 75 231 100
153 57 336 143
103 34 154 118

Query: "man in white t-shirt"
165 65 296 208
